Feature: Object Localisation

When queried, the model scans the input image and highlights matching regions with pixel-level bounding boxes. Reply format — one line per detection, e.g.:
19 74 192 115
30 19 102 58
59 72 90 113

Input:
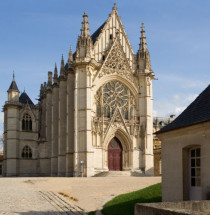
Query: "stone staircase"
94 170 145 177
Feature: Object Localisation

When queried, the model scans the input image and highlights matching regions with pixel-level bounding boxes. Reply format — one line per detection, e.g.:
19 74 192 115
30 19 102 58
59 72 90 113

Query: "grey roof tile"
91 21 106 44
8 80 19 92
19 92 34 105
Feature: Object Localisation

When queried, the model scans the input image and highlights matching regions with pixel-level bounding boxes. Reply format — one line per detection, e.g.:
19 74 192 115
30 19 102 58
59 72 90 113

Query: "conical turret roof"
8 74 19 92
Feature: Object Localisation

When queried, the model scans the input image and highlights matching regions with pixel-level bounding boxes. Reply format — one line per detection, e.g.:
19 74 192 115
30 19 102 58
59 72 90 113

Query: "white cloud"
0 112 3 124
185 94 198 102
154 93 198 117
159 74 209 90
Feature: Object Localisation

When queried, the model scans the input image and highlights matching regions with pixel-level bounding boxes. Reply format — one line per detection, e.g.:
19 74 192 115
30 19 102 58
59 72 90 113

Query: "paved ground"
0 176 161 214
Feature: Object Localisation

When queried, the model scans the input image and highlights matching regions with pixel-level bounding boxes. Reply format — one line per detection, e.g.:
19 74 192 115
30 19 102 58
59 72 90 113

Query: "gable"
92 9 135 69
94 37 134 82
103 107 131 142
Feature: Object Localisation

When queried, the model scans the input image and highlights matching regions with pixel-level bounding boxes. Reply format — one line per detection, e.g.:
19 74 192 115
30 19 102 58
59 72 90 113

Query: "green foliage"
88 212 96 215
102 183 162 215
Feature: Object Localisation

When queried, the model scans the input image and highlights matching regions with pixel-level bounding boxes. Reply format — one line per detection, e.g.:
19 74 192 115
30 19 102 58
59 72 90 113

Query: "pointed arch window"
96 81 135 120
22 113 32 131
22 145 32 159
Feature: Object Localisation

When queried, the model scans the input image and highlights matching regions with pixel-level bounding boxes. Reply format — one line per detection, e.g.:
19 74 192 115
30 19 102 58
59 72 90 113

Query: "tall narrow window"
22 113 32 131
22 145 32 159
190 148 201 187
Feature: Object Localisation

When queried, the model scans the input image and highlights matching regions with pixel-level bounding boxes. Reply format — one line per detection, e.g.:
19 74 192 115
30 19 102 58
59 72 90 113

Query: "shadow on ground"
102 195 161 215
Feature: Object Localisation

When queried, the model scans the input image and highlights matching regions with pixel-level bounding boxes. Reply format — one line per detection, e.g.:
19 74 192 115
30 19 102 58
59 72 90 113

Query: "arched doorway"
108 137 122 171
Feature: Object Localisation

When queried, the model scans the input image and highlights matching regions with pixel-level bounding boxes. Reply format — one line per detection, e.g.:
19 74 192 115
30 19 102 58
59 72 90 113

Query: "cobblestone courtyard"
0 177 161 214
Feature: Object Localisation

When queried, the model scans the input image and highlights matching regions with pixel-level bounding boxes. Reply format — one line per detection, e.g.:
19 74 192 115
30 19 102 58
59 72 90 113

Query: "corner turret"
7 73 20 102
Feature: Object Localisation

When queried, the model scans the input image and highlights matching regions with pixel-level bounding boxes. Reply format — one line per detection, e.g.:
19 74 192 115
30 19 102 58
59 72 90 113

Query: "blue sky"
1 0 210 134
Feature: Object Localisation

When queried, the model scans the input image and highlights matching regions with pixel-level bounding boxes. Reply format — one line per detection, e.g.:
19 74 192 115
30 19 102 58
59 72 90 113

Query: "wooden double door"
108 137 122 171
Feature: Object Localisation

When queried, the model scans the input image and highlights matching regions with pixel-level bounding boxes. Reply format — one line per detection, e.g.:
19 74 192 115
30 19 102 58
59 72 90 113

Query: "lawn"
101 183 162 215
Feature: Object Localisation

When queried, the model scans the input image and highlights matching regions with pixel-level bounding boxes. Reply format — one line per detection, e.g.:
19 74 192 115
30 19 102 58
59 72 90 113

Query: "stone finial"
48 71 52 86
60 55 65 77
140 23 147 52
68 46 73 63
112 3 117 11
137 23 151 71
54 63 58 78
53 63 58 84
81 12 90 37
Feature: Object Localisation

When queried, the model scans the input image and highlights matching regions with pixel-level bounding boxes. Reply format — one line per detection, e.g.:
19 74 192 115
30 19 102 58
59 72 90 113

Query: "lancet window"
22 145 32 159
96 81 135 120
22 113 32 131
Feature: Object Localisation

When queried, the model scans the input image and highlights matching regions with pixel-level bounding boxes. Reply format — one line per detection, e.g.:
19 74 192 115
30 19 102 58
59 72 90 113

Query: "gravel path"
0 176 161 214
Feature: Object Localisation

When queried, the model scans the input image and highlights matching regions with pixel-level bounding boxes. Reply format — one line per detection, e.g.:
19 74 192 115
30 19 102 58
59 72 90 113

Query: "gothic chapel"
3 5 154 177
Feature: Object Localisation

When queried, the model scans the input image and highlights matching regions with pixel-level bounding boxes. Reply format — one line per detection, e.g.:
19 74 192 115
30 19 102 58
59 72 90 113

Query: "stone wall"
135 201 210 215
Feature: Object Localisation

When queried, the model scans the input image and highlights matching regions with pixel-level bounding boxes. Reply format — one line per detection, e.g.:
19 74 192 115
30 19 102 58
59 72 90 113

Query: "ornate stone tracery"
94 38 138 88
96 80 135 120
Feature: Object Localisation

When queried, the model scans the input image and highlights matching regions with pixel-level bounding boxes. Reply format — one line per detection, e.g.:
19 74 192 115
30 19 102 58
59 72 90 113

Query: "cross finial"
141 23 145 31
113 3 117 11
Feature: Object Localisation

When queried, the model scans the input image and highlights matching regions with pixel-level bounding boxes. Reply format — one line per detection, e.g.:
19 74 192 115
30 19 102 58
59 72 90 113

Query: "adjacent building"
157 85 210 201
153 115 175 176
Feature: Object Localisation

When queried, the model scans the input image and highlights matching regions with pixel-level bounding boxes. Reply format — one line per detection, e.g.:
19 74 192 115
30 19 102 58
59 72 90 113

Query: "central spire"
81 12 90 37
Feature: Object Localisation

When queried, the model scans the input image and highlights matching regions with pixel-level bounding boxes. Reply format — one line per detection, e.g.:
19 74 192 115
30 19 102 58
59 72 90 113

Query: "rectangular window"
190 148 201 187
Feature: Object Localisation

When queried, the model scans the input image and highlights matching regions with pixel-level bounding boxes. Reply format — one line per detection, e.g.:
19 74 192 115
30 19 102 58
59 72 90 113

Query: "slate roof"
156 85 210 134
19 92 34 105
70 21 106 62
8 80 19 92
91 21 106 44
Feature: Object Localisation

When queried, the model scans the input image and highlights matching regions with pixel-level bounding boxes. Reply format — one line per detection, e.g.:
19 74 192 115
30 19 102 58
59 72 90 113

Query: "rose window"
96 81 135 119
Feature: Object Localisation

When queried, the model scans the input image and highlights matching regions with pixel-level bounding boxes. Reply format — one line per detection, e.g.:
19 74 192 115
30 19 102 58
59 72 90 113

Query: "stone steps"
94 170 146 177
39 191 87 215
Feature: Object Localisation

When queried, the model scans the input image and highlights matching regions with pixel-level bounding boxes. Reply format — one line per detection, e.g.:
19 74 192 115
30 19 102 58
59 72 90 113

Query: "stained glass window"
96 81 135 119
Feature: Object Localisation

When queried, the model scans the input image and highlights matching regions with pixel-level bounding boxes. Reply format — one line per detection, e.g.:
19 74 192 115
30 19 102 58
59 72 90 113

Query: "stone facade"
153 116 175 176
3 5 155 177
135 201 210 215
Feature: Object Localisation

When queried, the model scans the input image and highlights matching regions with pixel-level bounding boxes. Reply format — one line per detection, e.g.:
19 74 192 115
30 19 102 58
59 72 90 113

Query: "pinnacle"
112 3 117 11
54 63 58 74
81 11 90 37
68 45 73 63
141 23 145 31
